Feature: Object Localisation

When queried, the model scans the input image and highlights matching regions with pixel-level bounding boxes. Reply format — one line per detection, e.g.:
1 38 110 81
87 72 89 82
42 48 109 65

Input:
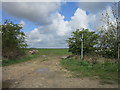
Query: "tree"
1 20 27 60
112 2 120 59
67 28 98 55
98 10 118 58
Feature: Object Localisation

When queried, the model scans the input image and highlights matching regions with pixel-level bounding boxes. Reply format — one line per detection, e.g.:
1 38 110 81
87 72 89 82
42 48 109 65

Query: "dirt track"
2 56 118 88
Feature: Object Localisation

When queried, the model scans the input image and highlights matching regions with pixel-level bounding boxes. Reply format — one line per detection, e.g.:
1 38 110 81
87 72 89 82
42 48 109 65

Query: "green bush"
1 20 27 60
67 28 98 55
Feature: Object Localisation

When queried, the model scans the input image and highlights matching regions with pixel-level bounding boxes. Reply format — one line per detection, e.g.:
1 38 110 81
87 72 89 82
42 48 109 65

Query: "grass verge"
2 54 40 66
60 59 119 83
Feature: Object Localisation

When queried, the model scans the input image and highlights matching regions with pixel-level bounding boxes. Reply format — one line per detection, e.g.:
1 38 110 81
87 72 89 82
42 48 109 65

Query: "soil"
2 56 118 88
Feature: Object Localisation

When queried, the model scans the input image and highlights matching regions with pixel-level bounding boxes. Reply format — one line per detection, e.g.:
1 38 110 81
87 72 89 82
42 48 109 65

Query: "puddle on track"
35 68 49 73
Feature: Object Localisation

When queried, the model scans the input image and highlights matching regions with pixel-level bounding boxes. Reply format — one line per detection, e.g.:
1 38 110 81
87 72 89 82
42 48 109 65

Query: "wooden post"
81 33 83 60
118 44 120 59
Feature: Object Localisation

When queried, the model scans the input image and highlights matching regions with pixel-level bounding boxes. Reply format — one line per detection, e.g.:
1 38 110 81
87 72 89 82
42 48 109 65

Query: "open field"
2 49 119 88
2 48 71 66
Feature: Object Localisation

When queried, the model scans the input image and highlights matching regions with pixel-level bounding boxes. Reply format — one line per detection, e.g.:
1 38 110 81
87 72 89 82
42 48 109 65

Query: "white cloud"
2 0 119 2
25 8 94 48
3 2 61 25
3 2 116 48
25 27 68 48
69 8 89 30
79 0 119 2
25 6 116 48
78 2 114 14
2 0 62 2
49 12 70 36
19 20 26 27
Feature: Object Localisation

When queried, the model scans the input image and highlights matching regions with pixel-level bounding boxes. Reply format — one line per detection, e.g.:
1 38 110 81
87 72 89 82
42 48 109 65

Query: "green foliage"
1 20 27 60
67 28 98 55
60 59 118 82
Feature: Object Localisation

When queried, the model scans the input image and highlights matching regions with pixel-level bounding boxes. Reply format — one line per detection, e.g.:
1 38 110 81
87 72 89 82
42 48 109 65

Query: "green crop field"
2 48 71 66
35 48 71 56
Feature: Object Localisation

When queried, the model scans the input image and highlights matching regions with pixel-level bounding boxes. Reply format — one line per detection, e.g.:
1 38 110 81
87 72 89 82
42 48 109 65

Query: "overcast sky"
2 1 117 48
